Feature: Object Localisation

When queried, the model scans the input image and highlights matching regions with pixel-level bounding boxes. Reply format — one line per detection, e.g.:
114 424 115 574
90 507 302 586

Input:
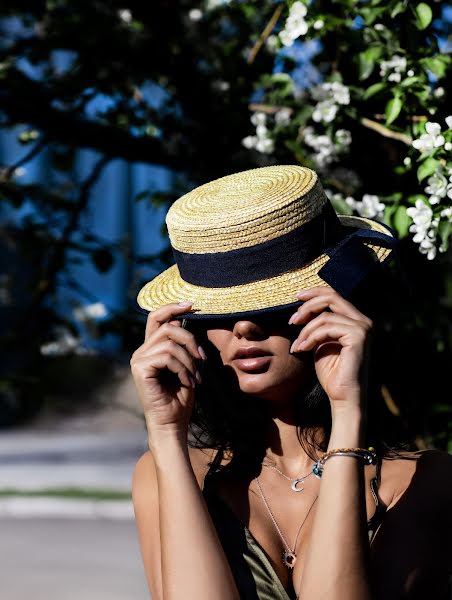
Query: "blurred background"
0 1 451 598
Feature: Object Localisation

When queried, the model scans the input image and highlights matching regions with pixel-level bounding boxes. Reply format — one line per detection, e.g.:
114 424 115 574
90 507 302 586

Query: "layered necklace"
262 461 315 492
255 460 318 569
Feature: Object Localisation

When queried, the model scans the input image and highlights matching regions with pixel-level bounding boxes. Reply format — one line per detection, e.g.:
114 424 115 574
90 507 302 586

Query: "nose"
233 319 267 340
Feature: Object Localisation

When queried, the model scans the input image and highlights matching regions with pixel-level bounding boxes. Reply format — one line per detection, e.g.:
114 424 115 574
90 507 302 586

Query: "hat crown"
166 165 327 253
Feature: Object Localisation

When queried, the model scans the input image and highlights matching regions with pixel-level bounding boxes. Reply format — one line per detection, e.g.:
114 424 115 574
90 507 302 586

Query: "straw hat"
137 165 397 319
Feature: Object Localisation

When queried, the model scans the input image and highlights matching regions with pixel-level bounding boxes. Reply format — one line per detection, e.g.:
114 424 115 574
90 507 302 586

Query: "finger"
293 287 371 325
291 321 368 353
160 354 196 389
139 339 199 380
144 322 205 361
145 302 193 340
292 312 356 342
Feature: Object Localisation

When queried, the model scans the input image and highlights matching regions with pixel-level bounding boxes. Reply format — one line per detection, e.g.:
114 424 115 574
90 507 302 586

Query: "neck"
261 413 325 477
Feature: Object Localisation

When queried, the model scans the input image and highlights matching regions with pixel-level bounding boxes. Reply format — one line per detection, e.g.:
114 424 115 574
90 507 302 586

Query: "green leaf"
358 46 382 81
422 56 450 79
390 1 406 18
363 82 386 99
417 158 440 182
414 3 432 30
385 95 402 125
393 205 411 238
438 220 452 252
400 76 420 88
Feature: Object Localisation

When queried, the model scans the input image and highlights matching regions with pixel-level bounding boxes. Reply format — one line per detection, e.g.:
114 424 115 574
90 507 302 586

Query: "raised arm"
289 287 375 600
130 303 240 600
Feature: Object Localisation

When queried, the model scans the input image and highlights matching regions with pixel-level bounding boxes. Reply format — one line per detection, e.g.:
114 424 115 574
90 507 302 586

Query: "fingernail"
198 345 207 360
288 313 298 325
188 374 196 388
195 370 202 384
290 340 298 353
178 301 193 308
295 290 308 298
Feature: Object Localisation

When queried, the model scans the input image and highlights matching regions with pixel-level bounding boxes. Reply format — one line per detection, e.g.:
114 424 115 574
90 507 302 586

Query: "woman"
131 165 452 600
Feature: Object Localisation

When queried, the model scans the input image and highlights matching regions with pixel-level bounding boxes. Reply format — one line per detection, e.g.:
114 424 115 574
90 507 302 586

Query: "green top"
202 451 385 600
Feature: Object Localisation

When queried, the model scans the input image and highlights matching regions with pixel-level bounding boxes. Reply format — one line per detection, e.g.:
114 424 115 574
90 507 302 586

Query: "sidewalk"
0 374 149 519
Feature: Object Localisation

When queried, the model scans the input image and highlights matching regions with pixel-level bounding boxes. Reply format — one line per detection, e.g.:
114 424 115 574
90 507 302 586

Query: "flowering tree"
0 0 451 444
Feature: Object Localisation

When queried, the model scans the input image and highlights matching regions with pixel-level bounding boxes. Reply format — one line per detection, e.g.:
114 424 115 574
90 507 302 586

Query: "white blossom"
446 116 452 129
412 122 445 152
251 112 266 127
406 200 439 259
118 9 132 23
403 157 411 166
313 19 324 30
73 302 108 322
407 69 414 77
242 112 274 154
242 136 256 149
335 129 352 146
349 194 385 219
312 100 337 123
265 35 278 52
189 8 203 21
274 108 292 126
380 55 407 81
445 142 452 151
279 1 308 47
434 87 445 98
40 326 81 356
424 170 448 205
303 127 336 167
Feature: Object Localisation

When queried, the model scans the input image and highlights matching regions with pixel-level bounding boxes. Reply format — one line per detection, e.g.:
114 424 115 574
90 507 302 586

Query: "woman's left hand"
288 286 373 411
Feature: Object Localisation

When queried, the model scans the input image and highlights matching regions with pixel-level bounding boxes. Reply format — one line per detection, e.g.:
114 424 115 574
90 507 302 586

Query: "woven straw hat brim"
137 215 394 317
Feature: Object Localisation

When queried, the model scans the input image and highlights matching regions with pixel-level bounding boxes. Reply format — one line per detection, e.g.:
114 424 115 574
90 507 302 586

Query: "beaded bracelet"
312 447 377 478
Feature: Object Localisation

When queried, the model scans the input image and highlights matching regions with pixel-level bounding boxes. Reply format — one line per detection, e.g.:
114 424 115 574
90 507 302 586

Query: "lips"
232 346 273 360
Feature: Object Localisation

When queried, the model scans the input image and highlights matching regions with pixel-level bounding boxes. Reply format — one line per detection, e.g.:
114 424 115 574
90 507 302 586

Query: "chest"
210 476 448 600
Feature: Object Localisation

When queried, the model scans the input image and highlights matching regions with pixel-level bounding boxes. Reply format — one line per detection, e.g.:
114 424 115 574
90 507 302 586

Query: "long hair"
187 260 418 478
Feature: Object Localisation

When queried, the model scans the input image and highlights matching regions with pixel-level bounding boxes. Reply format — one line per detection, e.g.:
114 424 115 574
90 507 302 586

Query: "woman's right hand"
130 302 206 445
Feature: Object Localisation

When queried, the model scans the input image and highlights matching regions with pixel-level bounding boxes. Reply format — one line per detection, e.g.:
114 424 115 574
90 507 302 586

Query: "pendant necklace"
254 476 318 569
262 461 315 492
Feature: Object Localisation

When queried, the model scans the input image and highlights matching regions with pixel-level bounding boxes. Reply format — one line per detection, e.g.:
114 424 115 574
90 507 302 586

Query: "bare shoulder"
381 449 452 511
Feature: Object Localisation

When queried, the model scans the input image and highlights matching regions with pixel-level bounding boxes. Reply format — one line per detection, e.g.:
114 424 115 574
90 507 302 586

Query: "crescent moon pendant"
291 479 305 492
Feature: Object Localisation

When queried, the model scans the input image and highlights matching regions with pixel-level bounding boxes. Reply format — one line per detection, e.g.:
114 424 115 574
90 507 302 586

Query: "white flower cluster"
279 2 308 47
242 112 274 154
73 302 108 322
412 119 452 153
118 9 133 23
311 81 350 124
345 194 385 220
40 326 81 356
424 168 452 205
406 200 440 260
303 127 351 167
379 55 407 83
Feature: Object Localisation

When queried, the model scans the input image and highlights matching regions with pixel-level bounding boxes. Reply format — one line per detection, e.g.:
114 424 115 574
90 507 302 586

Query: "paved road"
0 517 149 600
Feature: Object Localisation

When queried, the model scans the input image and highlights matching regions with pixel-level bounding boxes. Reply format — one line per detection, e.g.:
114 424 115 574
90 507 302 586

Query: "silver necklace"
255 476 318 569
262 462 315 492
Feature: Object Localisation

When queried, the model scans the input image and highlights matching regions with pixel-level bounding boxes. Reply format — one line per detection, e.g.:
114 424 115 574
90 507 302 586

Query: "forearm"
151 436 240 600
298 404 373 600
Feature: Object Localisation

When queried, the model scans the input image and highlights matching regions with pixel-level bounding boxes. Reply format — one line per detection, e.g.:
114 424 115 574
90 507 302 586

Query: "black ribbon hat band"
173 201 397 297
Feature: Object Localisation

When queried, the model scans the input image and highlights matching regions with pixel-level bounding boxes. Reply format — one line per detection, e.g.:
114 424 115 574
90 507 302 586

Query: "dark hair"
188 260 418 478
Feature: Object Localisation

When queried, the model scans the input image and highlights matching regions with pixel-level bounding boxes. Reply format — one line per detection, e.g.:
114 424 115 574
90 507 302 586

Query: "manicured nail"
188 374 196 388
198 345 207 360
195 370 202 384
290 340 298 353
178 301 193 307
288 313 298 325
295 290 309 298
